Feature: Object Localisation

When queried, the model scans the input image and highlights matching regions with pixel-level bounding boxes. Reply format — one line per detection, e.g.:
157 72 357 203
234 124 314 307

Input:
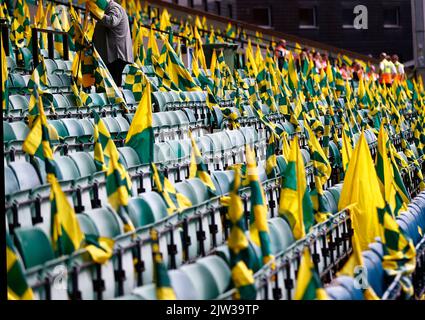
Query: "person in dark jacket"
92 0 133 87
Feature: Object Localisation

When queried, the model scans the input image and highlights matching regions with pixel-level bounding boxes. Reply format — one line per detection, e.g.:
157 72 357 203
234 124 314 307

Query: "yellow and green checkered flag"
341 120 353 173
162 37 202 92
28 54 49 91
85 0 108 20
375 124 409 217
279 136 314 240
124 63 145 101
412 117 425 156
106 146 136 233
246 145 274 266
206 86 240 129
49 4 64 57
303 116 332 223
227 165 257 300
125 79 154 164
294 247 328 300
150 229 177 300
6 233 34 300
378 204 416 298
189 130 217 196
1 36 8 111
93 49 128 111
12 0 30 48
92 111 135 232
151 162 192 215
265 132 278 179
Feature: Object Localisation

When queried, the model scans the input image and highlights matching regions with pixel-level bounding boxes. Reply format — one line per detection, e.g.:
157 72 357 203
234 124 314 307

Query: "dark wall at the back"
234 0 413 62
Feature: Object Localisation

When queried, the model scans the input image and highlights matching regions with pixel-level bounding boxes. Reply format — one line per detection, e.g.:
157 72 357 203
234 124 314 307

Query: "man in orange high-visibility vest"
391 54 405 82
379 52 396 87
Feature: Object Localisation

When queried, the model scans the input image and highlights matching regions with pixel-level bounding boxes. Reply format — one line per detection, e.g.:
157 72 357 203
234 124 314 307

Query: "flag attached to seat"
227 165 257 300
304 117 332 222
125 80 154 164
375 124 409 217
279 136 314 240
1 36 8 111
151 162 192 214
6 234 34 300
294 247 328 300
189 131 217 196
246 145 274 266
106 148 135 233
150 229 177 300
50 174 84 256
338 133 385 250
378 205 416 297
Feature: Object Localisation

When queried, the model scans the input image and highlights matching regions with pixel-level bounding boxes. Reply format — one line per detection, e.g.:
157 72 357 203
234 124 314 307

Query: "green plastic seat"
175 182 198 205
47 74 63 89
196 255 231 294
127 196 158 228
168 269 198 299
10 122 29 141
323 190 338 214
89 93 106 108
55 156 81 181
64 93 79 107
44 58 58 74
268 217 295 253
9 73 26 91
166 140 190 160
69 152 97 177
78 119 94 138
132 284 157 300
61 118 85 138
115 115 130 134
179 263 220 299
49 120 69 139
14 227 55 269
118 147 141 168
102 117 121 137
3 121 16 143
9 95 29 112
185 178 210 203
211 171 234 195
154 143 173 162
58 74 71 87
122 89 137 105
276 155 287 176
52 94 70 109
84 207 124 239
328 184 343 209
5 166 20 196
128 192 169 228
77 213 100 236
240 127 256 145
9 161 42 191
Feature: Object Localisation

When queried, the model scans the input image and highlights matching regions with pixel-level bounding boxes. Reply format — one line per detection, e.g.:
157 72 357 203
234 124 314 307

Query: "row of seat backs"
4 107 199 143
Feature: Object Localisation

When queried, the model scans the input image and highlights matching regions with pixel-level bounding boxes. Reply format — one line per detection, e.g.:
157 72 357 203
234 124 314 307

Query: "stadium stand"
2 0 425 301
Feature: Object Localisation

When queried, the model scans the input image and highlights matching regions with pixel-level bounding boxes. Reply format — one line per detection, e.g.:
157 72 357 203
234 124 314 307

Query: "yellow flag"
338 133 385 250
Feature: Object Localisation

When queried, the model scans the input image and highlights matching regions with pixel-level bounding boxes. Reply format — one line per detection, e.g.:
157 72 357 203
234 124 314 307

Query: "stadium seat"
179 263 220 299
127 192 169 229
84 206 124 239
14 227 55 268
